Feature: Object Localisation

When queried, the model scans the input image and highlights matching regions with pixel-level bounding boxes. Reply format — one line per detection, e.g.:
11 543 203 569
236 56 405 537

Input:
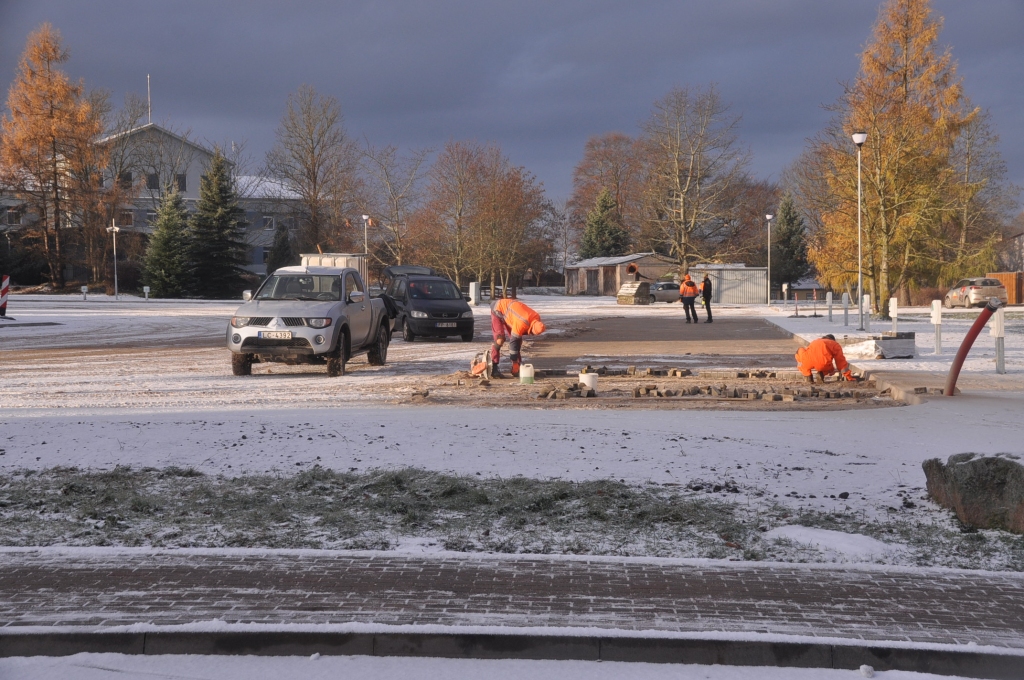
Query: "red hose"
943 299 1002 396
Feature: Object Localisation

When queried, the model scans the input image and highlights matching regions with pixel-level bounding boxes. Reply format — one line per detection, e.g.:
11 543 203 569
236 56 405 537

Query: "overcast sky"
2 0 1022 202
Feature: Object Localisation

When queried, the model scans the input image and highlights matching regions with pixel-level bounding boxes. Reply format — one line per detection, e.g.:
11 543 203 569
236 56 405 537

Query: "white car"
226 266 392 377
943 278 1008 308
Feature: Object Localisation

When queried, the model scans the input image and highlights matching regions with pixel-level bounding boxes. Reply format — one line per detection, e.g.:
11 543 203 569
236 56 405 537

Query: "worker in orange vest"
490 297 546 377
679 275 699 323
795 334 857 383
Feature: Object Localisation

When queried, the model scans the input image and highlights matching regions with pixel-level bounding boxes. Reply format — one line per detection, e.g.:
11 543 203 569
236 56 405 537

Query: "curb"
0 630 1020 679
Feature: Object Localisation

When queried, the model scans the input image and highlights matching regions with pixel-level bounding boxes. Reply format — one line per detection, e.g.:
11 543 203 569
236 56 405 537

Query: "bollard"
0 274 9 317
143 285 150 301
889 297 898 334
827 291 833 322
81 285 88 301
468 281 481 306
862 295 872 332
991 307 1005 374
842 292 850 326
931 300 942 354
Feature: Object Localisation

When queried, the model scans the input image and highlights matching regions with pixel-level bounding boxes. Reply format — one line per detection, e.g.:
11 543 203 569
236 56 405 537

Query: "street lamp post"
852 132 867 331
106 222 121 300
765 214 773 305
361 215 370 255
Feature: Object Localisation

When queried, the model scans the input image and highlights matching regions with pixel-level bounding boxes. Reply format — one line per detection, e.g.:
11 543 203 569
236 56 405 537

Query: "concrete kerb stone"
1 630 1021 678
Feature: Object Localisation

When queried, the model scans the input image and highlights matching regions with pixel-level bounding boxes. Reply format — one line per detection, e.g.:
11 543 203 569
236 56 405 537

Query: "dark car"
379 264 437 291
385 275 475 342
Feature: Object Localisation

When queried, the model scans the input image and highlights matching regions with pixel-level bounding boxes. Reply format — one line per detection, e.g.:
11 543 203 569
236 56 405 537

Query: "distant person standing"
679 275 699 324
700 273 713 323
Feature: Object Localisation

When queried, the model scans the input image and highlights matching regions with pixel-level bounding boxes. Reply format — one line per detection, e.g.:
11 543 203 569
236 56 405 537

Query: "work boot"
805 374 814 384
491 369 506 379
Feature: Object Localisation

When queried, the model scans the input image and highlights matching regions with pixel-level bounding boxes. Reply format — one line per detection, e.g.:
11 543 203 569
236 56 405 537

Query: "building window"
262 216 275 230
176 174 187 192
5 208 22 226
118 210 134 227
146 173 160 191
262 249 270 263
118 172 133 189
146 211 158 225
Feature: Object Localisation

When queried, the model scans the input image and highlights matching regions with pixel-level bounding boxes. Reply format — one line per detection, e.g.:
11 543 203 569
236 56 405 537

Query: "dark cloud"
2 0 1022 200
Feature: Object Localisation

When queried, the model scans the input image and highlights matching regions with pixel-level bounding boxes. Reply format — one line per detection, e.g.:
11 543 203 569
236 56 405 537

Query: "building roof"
95 123 230 166
568 252 675 268
790 276 824 289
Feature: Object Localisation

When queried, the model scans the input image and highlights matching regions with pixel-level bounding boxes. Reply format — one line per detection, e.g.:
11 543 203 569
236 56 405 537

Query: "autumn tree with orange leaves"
1 24 106 288
792 0 1016 309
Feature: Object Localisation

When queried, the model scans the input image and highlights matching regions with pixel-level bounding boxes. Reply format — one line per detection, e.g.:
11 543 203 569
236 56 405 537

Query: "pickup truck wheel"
402 318 415 342
327 332 348 377
367 322 390 366
231 352 253 376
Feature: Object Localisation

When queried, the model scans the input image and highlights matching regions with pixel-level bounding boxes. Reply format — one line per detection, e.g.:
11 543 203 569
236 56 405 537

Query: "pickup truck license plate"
259 331 292 339
435 322 457 328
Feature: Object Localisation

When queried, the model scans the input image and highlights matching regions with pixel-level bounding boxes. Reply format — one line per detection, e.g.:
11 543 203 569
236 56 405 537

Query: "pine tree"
187 151 248 298
771 194 811 289
578 189 629 259
142 188 191 297
266 220 294 274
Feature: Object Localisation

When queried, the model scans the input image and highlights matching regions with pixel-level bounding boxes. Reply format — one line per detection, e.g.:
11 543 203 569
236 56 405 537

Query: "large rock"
923 453 1024 533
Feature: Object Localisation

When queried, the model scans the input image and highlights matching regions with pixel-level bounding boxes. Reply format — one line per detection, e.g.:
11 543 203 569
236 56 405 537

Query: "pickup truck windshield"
408 281 461 300
257 275 341 301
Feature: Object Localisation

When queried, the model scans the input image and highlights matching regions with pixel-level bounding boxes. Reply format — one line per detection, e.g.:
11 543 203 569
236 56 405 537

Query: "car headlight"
305 318 332 328
410 310 428 319
461 310 475 318
230 317 250 328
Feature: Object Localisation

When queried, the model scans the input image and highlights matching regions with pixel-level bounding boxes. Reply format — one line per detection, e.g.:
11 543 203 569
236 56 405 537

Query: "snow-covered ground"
755 302 1024 382
0 651 989 680
2 294 1023 567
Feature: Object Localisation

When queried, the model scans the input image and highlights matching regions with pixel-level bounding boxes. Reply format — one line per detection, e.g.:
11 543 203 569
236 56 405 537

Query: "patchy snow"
763 526 903 562
0 652 985 680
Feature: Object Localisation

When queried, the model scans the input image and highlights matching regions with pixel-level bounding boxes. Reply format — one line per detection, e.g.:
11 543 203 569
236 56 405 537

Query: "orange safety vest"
680 280 699 298
493 298 541 337
795 338 849 376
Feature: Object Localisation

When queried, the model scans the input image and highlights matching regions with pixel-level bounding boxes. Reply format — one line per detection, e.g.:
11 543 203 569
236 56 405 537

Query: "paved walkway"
2 550 1022 648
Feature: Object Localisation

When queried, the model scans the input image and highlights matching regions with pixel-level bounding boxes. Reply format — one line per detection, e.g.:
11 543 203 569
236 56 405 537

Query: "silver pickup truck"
226 265 391 377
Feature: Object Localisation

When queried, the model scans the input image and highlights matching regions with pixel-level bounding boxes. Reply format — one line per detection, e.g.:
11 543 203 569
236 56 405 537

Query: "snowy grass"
2 466 1022 570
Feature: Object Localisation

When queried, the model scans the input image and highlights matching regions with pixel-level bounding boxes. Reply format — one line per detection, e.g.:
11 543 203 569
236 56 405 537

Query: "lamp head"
106 226 120 233
361 214 370 221
766 214 773 221
852 132 868 147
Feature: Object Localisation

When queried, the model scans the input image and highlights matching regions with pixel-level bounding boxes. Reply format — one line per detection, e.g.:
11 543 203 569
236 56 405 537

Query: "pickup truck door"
345 272 373 347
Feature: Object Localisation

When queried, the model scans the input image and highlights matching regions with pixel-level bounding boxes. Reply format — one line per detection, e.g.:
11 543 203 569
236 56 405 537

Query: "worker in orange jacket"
490 297 546 377
795 334 856 383
679 275 699 323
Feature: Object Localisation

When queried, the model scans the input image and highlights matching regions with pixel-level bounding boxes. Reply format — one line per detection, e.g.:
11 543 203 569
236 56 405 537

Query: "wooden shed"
565 253 676 296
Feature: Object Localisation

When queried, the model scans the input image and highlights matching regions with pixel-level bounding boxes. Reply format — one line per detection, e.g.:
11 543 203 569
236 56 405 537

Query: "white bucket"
579 372 598 392
519 364 535 384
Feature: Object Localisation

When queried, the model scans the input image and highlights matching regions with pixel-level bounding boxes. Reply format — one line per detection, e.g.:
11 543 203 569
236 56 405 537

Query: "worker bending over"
679 275 699 323
795 334 856 383
490 297 546 378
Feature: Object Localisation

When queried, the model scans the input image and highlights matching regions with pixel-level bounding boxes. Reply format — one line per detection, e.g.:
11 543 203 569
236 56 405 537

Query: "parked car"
385 274 475 342
379 264 437 291
226 266 392 377
649 281 680 303
943 278 1008 308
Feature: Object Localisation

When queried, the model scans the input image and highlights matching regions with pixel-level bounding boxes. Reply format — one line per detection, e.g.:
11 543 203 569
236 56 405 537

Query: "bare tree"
638 85 750 275
266 85 359 253
360 143 429 265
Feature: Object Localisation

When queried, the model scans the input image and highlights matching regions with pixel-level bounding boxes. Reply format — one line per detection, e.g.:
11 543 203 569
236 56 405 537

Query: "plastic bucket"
519 364 535 384
579 372 598 392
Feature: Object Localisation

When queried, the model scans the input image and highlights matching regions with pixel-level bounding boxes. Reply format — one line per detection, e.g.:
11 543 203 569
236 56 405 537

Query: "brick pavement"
1 550 1022 648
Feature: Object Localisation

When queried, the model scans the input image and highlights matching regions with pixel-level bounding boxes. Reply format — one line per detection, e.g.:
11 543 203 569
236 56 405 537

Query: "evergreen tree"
265 220 294 274
142 187 192 297
578 188 629 259
188 151 248 298
771 194 811 288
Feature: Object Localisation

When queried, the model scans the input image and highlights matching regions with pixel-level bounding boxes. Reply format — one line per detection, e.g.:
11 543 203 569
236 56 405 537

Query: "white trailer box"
300 253 368 285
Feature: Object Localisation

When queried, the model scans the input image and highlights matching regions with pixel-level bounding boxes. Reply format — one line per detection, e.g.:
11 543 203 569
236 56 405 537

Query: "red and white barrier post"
0 275 9 317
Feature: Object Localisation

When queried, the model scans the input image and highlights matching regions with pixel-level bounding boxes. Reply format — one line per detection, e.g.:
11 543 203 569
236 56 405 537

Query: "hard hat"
529 320 546 335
